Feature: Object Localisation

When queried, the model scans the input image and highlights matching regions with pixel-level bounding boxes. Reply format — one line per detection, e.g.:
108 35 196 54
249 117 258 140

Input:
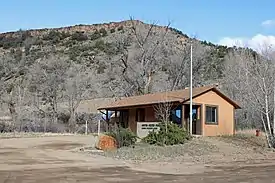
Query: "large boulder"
96 135 117 151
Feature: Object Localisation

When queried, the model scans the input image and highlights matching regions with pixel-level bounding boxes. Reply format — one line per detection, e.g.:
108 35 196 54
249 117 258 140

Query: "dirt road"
0 136 275 183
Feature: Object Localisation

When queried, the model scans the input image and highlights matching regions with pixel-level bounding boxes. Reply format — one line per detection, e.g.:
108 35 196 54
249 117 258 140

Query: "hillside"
0 19 257 132
0 20 237 93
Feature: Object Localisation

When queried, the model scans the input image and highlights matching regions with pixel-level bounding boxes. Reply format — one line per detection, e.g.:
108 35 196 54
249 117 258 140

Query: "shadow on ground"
1 165 275 183
35 142 84 150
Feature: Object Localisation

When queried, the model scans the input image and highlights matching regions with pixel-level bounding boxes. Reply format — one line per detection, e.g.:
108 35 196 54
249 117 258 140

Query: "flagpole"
189 44 193 135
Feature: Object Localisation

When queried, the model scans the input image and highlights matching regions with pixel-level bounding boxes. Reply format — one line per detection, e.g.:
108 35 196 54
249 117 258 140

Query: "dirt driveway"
0 136 275 183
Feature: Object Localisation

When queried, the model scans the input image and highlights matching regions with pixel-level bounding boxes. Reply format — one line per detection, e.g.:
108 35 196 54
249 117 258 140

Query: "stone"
96 135 117 151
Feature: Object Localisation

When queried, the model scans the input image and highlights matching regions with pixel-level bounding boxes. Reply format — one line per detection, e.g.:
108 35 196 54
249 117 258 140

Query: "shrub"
99 28 108 37
142 122 191 146
117 25 124 31
0 36 23 49
106 127 137 148
169 27 189 38
96 62 107 74
90 30 101 40
94 40 116 55
42 30 70 44
0 122 15 133
0 29 35 49
20 30 32 41
71 31 88 41
57 112 70 124
60 31 71 39
43 30 60 41
94 40 106 50
110 28 115 33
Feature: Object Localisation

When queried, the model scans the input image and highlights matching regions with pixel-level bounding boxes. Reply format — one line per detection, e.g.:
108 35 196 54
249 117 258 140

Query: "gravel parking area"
0 134 275 182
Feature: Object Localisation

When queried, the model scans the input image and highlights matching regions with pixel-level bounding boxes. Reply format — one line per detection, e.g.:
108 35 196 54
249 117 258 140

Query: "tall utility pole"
189 44 193 135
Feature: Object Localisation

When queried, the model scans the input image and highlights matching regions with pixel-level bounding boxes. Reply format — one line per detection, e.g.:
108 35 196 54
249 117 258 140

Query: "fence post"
85 120 88 135
98 119 101 136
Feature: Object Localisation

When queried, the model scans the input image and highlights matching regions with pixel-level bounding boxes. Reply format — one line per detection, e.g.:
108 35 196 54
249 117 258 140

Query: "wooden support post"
106 110 109 131
180 105 183 128
181 104 186 130
115 110 118 127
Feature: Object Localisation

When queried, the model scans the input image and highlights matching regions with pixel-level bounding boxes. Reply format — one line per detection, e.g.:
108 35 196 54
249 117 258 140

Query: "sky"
1 0 275 50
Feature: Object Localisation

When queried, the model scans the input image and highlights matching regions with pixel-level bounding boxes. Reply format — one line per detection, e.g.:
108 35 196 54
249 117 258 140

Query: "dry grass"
0 132 96 139
236 128 266 136
217 134 268 149
228 129 268 148
96 139 218 163
86 135 275 165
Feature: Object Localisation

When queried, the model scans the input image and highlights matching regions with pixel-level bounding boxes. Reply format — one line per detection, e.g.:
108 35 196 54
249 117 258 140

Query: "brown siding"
192 91 235 136
128 106 158 134
145 107 156 122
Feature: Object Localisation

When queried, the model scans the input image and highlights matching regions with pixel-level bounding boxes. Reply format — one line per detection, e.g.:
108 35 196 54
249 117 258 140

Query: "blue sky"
1 0 275 48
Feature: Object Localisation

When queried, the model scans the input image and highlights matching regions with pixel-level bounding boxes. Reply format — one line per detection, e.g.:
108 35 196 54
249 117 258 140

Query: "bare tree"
154 102 173 124
164 39 212 90
223 47 275 148
0 51 33 131
63 63 99 132
113 18 171 96
28 56 70 131
153 93 173 134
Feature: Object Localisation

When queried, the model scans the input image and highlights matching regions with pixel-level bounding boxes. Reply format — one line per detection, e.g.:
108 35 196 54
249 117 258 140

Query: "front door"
184 105 201 135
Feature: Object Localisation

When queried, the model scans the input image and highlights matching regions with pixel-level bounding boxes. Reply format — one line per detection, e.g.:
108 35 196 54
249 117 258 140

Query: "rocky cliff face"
0 20 173 39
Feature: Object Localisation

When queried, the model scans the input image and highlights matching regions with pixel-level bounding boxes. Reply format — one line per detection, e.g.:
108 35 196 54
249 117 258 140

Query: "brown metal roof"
97 85 241 110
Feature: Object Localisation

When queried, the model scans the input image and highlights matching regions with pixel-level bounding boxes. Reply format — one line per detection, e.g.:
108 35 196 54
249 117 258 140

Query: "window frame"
205 105 218 125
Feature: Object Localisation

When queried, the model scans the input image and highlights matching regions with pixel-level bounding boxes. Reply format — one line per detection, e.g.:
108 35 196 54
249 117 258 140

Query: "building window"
205 106 218 124
136 108 145 122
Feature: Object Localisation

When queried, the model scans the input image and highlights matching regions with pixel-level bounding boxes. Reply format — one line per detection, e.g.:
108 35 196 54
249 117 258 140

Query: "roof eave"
97 86 242 111
212 88 241 109
182 87 241 109
97 100 182 111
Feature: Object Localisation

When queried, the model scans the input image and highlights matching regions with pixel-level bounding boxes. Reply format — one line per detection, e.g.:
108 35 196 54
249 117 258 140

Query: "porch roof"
97 85 241 110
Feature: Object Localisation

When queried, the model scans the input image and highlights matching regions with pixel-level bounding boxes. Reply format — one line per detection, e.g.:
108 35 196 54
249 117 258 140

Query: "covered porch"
99 103 203 137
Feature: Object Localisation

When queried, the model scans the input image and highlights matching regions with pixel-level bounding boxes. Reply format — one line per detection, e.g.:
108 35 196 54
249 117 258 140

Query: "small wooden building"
98 86 241 137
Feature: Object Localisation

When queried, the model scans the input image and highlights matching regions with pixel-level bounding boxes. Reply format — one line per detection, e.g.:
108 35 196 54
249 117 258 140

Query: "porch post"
201 105 204 136
181 104 186 130
115 110 118 127
106 110 109 131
